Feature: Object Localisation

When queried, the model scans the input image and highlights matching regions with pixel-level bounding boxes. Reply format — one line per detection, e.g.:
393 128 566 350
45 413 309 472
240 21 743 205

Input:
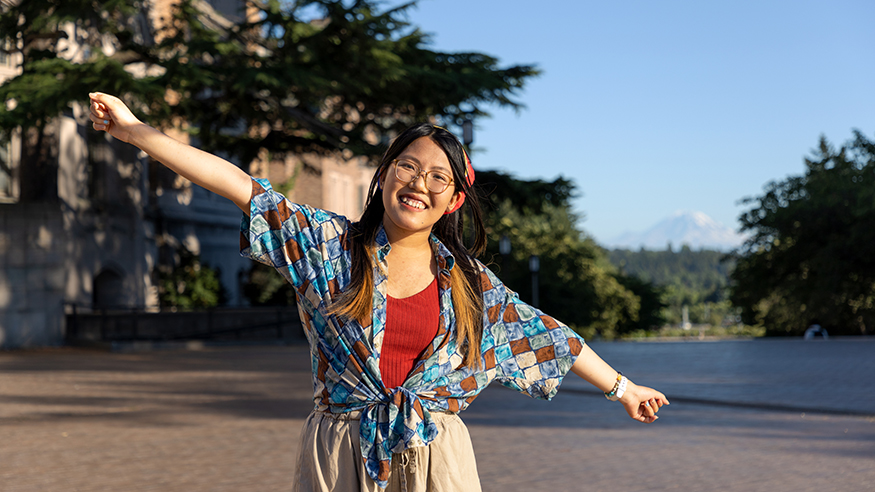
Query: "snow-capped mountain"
606 211 745 251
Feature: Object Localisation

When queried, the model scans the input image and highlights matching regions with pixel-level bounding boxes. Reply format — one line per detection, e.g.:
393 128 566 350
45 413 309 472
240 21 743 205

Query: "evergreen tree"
0 0 539 171
0 0 161 200
729 131 875 336
477 170 665 337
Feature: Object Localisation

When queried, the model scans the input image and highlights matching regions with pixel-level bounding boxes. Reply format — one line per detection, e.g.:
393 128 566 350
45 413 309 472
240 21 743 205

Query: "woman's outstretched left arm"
570 344 669 423
88 92 253 213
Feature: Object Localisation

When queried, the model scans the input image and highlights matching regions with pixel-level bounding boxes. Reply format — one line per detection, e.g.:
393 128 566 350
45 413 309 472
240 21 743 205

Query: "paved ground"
1 341 873 492
570 338 875 415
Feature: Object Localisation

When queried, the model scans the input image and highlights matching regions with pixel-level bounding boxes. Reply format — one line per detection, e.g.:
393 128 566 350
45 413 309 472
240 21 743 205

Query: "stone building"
0 0 373 348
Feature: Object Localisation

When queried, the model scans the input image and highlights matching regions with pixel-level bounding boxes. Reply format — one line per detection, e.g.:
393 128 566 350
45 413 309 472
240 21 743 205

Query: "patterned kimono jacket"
240 178 585 488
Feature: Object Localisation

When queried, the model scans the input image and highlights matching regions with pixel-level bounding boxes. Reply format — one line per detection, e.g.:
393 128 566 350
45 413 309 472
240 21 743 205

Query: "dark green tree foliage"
0 0 160 130
609 247 732 303
730 131 875 336
243 261 296 306
614 273 667 331
0 0 539 168
0 0 164 200
476 171 576 215
157 245 226 309
609 247 733 325
477 170 665 336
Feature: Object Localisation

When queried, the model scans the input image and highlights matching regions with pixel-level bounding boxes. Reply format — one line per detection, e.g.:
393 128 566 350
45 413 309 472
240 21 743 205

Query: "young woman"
88 92 668 491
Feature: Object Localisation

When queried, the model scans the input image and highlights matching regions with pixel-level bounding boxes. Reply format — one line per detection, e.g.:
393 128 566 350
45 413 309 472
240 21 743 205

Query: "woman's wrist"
618 380 639 405
604 372 628 401
127 122 154 148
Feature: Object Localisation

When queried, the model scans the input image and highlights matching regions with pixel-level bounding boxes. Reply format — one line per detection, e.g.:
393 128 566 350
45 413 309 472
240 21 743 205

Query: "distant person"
87 92 669 491
804 323 829 340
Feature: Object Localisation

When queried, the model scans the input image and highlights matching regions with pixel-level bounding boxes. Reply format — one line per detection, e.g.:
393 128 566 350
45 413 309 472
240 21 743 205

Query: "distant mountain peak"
607 211 744 251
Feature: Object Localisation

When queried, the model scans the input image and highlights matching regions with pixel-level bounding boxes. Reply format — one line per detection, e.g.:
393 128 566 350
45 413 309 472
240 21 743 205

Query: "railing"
65 304 305 344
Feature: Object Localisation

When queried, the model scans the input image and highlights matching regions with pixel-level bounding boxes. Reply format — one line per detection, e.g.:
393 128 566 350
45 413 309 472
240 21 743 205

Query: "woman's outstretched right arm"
88 92 253 213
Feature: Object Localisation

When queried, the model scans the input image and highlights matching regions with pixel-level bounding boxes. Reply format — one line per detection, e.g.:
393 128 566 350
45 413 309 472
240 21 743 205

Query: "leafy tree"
477 170 664 337
729 131 875 336
614 273 667 333
476 171 576 215
157 244 226 309
609 247 733 325
0 0 539 172
243 261 296 306
0 0 161 200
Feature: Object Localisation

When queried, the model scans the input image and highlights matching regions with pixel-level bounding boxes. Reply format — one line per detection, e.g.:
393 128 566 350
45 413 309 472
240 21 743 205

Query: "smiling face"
380 137 462 242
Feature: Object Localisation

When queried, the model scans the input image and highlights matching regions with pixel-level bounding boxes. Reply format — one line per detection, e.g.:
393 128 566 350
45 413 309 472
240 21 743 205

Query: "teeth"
400 196 426 209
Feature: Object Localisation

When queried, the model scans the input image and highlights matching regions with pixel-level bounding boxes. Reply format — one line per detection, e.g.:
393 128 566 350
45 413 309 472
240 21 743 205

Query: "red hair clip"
445 147 475 214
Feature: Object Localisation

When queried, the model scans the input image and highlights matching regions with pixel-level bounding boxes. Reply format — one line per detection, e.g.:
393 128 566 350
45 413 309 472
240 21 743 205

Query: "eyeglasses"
391 159 454 193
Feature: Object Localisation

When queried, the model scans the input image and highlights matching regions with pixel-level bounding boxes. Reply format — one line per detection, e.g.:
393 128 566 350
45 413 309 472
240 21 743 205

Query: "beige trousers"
294 410 483 492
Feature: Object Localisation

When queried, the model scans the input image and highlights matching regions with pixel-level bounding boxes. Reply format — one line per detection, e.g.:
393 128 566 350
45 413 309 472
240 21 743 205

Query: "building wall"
60 108 158 312
0 106 157 348
0 110 255 349
0 0 376 349
0 1 248 349
153 182 251 307
261 153 374 221
323 156 374 220
0 202 66 347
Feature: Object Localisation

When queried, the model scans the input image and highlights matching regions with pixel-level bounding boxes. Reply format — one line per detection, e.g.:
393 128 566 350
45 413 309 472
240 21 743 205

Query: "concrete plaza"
1 340 873 491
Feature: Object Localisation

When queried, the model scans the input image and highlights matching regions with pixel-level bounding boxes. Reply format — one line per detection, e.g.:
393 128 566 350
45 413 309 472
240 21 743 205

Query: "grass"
620 324 766 340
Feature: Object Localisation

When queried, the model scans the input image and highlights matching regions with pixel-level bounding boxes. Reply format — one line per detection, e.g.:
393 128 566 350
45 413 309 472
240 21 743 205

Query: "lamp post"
462 118 474 146
499 235 511 256
499 234 511 278
529 254 540 308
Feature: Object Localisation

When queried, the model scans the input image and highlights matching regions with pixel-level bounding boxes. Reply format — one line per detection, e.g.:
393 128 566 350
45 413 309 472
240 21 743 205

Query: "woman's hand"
86 91 253 211
619 381 669 423
88 92 144 144
570 344 670 424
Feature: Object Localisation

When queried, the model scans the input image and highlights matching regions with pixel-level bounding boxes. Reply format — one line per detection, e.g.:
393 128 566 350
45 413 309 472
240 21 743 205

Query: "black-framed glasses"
392 159 454 193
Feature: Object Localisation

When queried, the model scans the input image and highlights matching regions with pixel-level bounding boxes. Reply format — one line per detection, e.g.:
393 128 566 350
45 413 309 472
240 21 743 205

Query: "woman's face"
381 137 462 241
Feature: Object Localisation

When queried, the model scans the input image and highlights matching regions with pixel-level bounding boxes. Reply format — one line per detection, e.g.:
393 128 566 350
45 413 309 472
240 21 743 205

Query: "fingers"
87 92 143 142
90 111 111 132
647 396 668 412
89 91 112 108
641 399 657 419
88 94 112 132
632 409 657 424
90 115 111 132
627 387 670 424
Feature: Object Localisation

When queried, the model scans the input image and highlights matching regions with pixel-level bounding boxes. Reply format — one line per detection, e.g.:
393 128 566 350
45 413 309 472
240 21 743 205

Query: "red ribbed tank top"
380 278 440 389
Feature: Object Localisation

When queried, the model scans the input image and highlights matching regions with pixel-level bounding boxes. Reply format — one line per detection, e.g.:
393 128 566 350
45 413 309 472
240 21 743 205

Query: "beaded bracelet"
605 372 628 401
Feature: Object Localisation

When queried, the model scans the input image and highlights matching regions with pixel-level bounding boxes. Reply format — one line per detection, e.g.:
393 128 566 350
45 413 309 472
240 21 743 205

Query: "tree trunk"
18 124 59 202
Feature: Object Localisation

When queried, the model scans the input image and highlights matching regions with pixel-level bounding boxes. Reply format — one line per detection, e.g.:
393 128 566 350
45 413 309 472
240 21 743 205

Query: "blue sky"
396 0 875 244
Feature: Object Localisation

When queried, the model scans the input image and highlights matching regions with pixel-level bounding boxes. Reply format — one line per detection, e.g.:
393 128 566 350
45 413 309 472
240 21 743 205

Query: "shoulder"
249 177 351 232
472 259 503 289
471 259 516 316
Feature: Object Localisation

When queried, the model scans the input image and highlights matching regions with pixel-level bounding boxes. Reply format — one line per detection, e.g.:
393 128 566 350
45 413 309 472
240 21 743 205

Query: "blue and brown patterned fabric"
240 178 585 488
